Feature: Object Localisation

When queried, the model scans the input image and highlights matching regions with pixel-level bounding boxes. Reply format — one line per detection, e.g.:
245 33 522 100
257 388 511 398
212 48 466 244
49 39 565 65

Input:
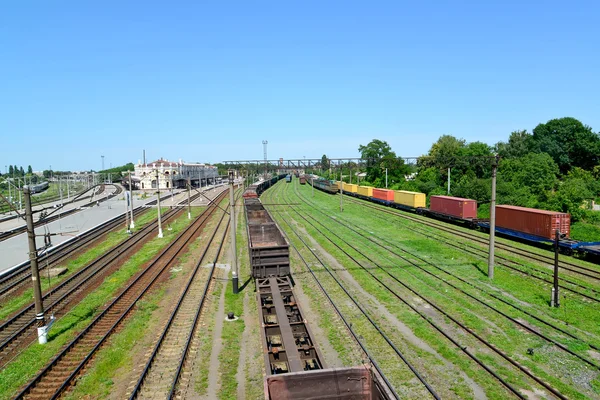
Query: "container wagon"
394 190 426 209
342 182 358 193
372 188 394 202
495 205 571 240
357 185 374 198
429 195 477 220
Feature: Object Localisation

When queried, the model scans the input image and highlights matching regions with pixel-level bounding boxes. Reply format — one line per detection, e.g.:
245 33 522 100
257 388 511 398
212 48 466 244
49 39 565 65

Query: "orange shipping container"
496 205 570 240
372 188 395 201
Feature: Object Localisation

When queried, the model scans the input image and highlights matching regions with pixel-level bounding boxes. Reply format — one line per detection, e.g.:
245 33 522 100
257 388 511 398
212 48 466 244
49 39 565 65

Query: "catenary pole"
229 170 238 294
155 169 163 238
187 177 192 219
488 156 499 279
552 230 560 307
129 172 135 229
24 187 46 339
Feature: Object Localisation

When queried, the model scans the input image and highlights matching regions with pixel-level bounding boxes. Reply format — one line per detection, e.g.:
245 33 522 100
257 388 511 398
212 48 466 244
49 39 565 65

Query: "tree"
19 166 24 176
320 155 329 171
27 165 33 175
358 139 396 181
499 153 558 201
8 165 14 176
419 135 466 169
461 141 493 178
495 130 532 159
531 117 600 173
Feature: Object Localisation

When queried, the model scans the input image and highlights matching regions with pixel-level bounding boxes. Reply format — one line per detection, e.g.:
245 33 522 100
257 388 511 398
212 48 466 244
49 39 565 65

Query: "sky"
1 1 599 172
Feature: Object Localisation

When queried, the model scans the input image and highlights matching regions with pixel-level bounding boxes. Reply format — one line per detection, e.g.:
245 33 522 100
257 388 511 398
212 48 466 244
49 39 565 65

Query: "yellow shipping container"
394 190 426 208
342 183 358 193
357 185 374 197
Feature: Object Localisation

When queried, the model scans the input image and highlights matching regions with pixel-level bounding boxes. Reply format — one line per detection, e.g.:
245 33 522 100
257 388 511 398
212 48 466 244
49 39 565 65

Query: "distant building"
134 158 218 190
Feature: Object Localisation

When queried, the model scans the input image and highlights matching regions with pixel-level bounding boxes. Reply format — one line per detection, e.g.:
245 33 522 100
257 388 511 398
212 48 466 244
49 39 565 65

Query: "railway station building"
134 158 219 190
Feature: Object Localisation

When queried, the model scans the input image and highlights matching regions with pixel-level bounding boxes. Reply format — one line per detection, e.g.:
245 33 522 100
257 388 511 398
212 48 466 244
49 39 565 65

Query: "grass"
0 207 202 399
265 180 600 399
0 208 157 321
216 194 246 400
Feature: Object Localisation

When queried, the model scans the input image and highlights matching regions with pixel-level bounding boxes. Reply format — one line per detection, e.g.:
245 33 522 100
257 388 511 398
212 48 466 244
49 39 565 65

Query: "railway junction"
0 174 598 399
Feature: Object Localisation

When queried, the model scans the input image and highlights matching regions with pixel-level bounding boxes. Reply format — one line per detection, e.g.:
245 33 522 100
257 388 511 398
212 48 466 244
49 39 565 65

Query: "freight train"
243 176 393 400
305 176 600 258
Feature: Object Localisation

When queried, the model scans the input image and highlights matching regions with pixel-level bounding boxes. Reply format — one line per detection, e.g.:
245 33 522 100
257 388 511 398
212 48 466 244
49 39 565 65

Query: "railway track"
341 196 600 302
293 184 600 368
264 185 440 398
0 190 191 299
14 189 229 399
348 196 600 277
0 206 147 299
284 182 598 398
0 184 121 243
0 207 182 368
128 194 230 399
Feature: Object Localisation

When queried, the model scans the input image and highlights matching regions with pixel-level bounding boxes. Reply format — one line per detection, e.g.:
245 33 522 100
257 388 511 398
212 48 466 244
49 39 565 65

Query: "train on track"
243 176 392 400
306 176 600 258
29 181 49 194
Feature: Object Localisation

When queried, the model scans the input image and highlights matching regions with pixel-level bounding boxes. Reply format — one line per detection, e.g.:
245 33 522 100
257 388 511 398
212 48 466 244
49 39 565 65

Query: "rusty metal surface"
245 198 291 278
265 367 386 400
257 277 324 376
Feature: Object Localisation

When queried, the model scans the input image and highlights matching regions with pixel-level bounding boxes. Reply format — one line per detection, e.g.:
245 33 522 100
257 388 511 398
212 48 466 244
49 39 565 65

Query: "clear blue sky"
1 1 598 172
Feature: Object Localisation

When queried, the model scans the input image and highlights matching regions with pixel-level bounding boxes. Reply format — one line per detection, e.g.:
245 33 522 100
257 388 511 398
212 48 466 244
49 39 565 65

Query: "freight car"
245 198 290 278
306 177 600 258
299 176 306 185
285 174 292 183
427 195 478 224
245 181 394 399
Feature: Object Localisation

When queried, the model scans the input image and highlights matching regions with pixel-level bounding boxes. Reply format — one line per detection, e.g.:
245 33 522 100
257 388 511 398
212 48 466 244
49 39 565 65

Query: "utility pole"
125 190 130 233
24 187 46 342
339 162 343 212
155 169 163 238
447 167 451 195
385 168 388 188
488 156 499 279
129 172 135 229
101 155 105 171
262 140 268 180
551 230 560 307
229 170 238 294
187 177 192 219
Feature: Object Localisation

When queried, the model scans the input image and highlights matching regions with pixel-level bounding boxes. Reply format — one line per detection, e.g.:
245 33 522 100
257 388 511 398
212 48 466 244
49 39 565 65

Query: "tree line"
2 165 33 177
321 117 600 225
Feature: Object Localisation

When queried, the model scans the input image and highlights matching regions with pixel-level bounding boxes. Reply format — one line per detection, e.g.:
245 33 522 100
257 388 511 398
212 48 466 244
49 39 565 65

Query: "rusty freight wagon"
245 198 290 278
495 205 571 240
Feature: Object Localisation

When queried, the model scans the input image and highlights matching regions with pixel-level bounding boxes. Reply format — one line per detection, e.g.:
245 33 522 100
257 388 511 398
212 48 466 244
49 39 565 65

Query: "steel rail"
14 190 228 399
